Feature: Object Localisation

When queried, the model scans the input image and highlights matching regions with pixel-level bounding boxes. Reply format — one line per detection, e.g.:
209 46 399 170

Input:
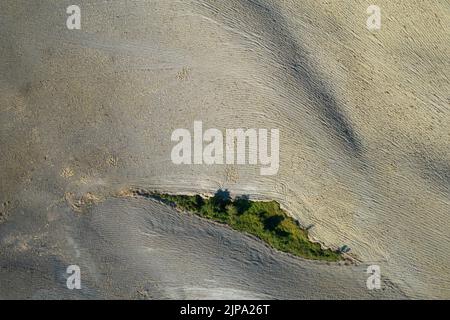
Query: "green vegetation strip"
149 190 342 262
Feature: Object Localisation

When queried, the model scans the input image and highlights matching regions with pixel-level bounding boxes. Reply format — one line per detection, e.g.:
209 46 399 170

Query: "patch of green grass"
152 191 342 262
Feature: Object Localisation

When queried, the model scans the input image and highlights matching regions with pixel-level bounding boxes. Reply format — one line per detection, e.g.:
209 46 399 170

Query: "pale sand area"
0 197 405 299
0 1 449 298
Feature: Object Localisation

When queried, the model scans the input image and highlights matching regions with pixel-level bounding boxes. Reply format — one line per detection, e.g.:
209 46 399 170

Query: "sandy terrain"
0 197 405 299
0 0 449 298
